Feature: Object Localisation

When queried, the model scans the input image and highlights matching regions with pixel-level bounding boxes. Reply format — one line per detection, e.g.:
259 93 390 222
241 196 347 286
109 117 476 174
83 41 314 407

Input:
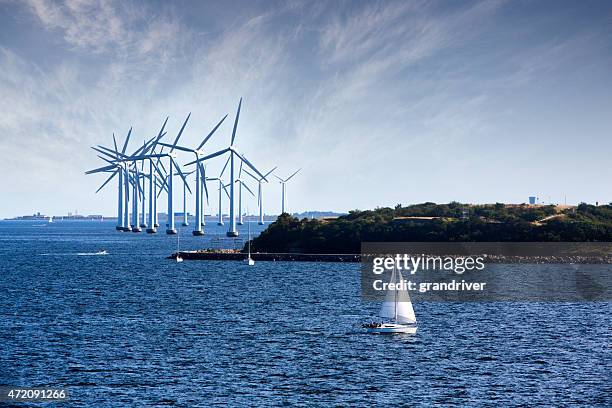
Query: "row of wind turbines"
86 99 300 237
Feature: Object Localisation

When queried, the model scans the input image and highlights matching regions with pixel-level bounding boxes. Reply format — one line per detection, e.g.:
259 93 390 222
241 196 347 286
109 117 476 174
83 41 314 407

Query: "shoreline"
169 251 611 264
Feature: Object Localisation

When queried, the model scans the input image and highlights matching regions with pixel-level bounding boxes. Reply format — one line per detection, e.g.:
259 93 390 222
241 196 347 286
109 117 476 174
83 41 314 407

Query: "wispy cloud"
0 0 610 216
24 0 185 64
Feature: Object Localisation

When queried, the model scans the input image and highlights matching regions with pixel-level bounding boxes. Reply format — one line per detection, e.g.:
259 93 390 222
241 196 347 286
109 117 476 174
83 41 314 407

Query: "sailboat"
48 216 53 223
175 230 183 263
245 218 255 266
364 267 417 334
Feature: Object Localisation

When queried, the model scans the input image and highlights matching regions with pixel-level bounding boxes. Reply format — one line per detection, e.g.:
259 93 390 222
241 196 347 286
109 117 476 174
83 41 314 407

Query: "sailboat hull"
366 324 417 334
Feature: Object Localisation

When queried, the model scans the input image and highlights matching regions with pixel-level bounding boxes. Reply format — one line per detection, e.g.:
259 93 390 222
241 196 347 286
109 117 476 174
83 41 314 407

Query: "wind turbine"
87 126 162 232
243 166 277 225
129 166 144 232
150 156 169 231
88 128 132 231
159 114 227 236
235 161 257 225
275 169 301 214
185 98 268 237
180 170 195 227
150 114 193 234
205 172 228 226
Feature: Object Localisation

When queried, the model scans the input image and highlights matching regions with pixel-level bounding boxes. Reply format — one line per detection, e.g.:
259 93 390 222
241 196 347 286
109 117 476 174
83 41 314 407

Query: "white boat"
365 267 417 334
48 216 53 223
95 250 108 255
245 218 255 266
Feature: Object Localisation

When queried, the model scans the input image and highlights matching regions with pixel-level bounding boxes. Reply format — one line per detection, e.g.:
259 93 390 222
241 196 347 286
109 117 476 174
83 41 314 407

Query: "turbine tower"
151 114 192 234
275 169 301 214
244 166 277 225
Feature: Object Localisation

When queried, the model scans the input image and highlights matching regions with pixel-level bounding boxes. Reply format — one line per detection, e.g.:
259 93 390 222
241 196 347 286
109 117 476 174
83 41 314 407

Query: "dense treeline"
248 203 612 254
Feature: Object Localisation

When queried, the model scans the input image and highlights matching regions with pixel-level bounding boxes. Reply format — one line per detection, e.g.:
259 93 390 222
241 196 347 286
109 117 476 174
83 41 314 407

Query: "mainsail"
379 267 416 324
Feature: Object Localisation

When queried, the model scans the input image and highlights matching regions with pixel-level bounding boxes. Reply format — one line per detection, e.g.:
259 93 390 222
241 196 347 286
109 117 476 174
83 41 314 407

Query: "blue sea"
0 220 610 406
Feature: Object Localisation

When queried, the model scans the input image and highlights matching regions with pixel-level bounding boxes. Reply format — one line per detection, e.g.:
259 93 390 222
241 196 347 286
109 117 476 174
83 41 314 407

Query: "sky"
0 0 611 218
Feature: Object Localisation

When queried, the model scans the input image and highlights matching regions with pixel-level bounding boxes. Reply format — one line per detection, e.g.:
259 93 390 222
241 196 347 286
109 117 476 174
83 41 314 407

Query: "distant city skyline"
1 0 611 218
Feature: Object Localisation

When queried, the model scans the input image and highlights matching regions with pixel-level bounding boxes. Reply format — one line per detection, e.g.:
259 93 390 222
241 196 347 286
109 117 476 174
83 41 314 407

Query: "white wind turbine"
236 161 257 225
227 165 256 226
185 98 268 237
150 114 193 234
275 169 301 214
243 166 277 225
159 114 227 236
88 125 165 232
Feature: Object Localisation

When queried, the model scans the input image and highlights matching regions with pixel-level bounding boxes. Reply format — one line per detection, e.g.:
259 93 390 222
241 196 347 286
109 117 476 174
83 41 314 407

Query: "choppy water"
0 220 610 406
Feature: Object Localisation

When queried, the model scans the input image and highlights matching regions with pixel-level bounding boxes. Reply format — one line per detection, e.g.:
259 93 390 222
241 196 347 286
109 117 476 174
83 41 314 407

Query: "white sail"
379 268 416 324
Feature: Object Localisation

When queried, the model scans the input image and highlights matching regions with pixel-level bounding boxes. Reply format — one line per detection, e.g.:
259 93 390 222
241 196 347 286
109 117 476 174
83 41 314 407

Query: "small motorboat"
95 250 108 255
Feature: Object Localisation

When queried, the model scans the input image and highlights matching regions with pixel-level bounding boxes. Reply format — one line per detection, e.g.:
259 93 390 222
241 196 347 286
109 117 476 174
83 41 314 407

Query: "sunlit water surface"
0 220 610 406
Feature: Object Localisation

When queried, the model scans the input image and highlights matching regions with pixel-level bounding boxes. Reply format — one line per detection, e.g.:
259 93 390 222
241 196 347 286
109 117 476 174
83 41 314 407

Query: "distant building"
529 196 536 205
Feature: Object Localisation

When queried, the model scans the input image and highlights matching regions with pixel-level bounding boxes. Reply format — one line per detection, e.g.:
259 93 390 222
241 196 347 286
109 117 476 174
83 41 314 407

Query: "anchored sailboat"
176 230 183 263
364 267 417 334
245 217 255 266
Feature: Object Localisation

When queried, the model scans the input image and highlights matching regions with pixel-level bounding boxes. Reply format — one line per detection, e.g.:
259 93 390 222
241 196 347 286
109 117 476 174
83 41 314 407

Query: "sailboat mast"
248 216 251 256
394 267 398 322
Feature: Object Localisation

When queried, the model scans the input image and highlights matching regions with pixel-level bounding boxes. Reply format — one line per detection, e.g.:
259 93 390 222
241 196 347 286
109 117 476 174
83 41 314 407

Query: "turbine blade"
241 181 255 197
96 145 125 159
95 170 118 193
203 147 231 163
112 133 118 153
235 151 266 181
138 133 164 156
284 168 301 182
197 114 228 150
154 163 169 192
121 127 132 155
127 153 167 161
85 163 118 175
173 160 192 194
264 166 277 180
200 163 209 204
219 154 231 178
242 169 258 181
170 113 191 152
230 98 242 146
158 116 169 138
157 157 168 175
92 147 118 162
157 142 193 153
